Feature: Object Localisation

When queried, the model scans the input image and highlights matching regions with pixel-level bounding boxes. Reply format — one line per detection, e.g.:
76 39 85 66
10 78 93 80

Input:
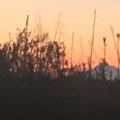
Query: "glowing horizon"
0 0 120 66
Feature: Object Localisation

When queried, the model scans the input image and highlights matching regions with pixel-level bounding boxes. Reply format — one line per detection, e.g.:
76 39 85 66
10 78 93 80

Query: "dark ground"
0 76 120 120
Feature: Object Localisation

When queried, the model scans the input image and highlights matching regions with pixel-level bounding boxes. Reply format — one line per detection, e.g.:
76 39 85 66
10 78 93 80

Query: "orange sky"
0 0 120 66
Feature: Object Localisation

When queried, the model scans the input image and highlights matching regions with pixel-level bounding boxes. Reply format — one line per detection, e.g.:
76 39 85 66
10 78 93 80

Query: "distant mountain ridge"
91 59 119 81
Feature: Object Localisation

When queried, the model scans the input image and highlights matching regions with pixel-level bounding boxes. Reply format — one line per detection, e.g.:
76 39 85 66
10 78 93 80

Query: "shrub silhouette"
0 24 67 80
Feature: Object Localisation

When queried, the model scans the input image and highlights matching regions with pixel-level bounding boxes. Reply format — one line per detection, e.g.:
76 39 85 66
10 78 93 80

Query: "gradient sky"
0 0 120 66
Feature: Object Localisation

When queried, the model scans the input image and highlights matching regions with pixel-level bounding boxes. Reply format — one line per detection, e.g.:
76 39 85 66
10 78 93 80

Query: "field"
0 77 120 120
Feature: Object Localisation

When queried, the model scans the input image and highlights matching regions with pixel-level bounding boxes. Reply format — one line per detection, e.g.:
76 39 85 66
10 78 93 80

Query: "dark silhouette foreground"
0 17 120 120
0 77 120 120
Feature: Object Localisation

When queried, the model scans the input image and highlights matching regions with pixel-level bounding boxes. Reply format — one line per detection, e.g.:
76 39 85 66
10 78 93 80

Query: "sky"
0 0 120 66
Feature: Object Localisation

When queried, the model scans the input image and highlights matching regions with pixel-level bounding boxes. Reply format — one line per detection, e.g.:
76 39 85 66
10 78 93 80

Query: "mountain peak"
91 59 118 81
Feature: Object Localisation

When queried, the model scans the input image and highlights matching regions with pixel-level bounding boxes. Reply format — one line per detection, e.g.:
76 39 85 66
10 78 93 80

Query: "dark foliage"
0 20 120 120
0 77 120 119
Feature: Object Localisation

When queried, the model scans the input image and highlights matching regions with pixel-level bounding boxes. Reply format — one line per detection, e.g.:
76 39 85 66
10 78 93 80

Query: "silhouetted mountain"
91 60 118 80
